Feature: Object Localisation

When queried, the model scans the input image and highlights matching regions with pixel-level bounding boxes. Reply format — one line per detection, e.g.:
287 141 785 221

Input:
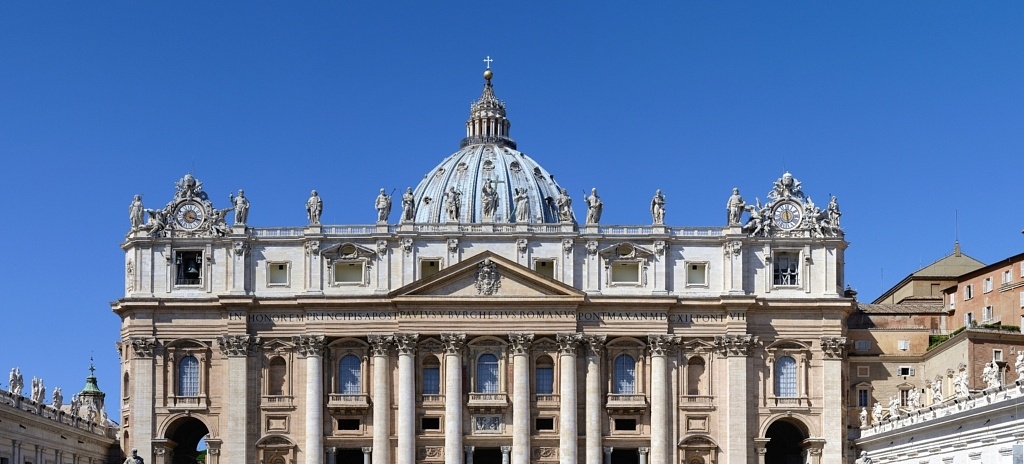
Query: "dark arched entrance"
164 417 210 464
764 420 806 464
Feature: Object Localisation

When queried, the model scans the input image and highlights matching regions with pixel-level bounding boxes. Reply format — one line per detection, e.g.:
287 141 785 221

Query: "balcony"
420 394 445 407
467 392 509 412
606 393 647 413
328 393 371 413
533 394 560 408
678 395 715 410
167 395 207 412
767 396 810 412
261 395 295 410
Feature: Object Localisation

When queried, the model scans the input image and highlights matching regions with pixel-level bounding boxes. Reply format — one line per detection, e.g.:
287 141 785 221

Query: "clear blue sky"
2 2 1022 419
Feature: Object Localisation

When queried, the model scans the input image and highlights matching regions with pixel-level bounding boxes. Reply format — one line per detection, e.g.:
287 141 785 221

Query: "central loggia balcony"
606 393 647 413
467 392 509 412
327 393 371 413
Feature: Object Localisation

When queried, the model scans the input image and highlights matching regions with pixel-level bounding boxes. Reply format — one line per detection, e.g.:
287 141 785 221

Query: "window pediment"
322 242 377 263
598 242 654 260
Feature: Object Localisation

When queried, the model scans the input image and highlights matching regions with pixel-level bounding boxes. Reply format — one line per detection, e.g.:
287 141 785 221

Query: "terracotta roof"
856 302 946 314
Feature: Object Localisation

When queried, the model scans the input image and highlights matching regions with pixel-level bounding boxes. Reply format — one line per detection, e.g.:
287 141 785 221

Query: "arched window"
178 355 199 397
122 372 130 399
775 356 797 397
535 356 554 395
477 354 499 393
686 357 706 396
613 354 636 394
268 357 286 396
422 356 440 395
339 355 361 394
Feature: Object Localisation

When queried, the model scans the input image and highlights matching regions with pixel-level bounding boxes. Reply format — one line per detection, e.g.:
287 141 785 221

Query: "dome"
409 70 566 224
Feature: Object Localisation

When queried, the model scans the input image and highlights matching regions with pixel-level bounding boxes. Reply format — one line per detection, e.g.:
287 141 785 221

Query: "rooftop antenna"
954 210 961 256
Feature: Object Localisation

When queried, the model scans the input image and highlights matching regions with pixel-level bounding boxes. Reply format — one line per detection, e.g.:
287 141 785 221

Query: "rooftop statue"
445 187 462 222
555 189 574 223
1016 352 1024 382
8 367 23 397
375 188 392 223
983 359 1001 389
514 187 530 223
481 180 498 220
650 189 665 225
584 188 602 225
726 188 745 225
230 189 249 225
768 171 803 200
129 195 145 230
307 190 323 225
401 187 415 222
52 386 63 409
930 378 943 404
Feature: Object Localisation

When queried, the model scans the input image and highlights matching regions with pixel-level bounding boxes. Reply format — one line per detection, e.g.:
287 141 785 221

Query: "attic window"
333 262 365 285
686 262 708 286
268 262 289 286
534 259 555 279
610 262 640 284
175 251 203 286
421 259 441 279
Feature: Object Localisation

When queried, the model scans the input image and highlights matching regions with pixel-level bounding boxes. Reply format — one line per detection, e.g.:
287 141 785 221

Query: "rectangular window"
535 417 555 431
610 262 641 284
422 367 440 395
965 285 974 300
897 366 914 376
333 261 364 284
1003 270 1013 284
421 417 440 430
984 277 993 293
898 340 910 351
267 262 289 286
983 306 995 322
175 251 203 286
535 367 554 395
420 259 441 279
949 292 956 309
965 312 975 327
534 259 555 279
686 262 708 286
337 419 360 430
854 340 871 351
900 389 910 407
857 389 869 407
1020 292 1024 308
773 252 800 286
857 366 870 378
994 349 1003 361
613 418 637 431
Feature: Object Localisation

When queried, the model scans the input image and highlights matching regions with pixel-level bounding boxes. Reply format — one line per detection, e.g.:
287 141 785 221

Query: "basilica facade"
114 69 853 464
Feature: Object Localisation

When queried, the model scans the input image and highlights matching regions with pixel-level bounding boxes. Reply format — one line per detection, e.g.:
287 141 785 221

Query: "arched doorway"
164 417 210 464
764 419 806 464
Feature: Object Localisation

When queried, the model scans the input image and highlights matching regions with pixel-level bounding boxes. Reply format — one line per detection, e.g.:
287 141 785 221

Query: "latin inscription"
229 311 745 324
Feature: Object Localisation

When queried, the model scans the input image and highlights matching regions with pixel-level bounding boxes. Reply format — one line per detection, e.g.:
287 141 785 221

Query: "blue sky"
1 2 1022 418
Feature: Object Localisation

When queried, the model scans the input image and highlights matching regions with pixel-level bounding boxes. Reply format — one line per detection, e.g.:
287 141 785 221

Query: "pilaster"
218 334 261 464
819 336 847 463
128 337 156 462
715 334 758 464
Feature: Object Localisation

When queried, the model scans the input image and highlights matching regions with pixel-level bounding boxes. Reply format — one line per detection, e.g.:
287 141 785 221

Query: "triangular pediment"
390 251 584 299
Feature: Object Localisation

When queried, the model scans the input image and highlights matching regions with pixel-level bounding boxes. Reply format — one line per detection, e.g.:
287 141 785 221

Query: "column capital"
129 337 157 358
583 334 607 356
293 334 326 357
464 446 475 453
637 447 650 455
368 334 394 357
714 334 759 357
603 447 613 454
508 333 534 355
820 336 848 358
556 333 582 355
500 446 511 453
441 333 467 354
362 447 372 454
394 333 419 355
647 334 678 357
207 449 221 456
217 334 261 357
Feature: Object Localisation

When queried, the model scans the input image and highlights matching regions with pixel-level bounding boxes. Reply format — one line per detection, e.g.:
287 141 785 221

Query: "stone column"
509 333 534 464
754 439 769 464
325 447 336 464
127 337 156 462
206 447 220 464
442 333 467 464
716 334 758 464
368 335 393 464
820 337 848 463
583 335 607 464
648 335 676 464
501 446 511 464
295 335 326 464
637 447 649 464
219 334 261 464
557 333 582 464
362 447 372 464
602 447 613 464
395 333 419 464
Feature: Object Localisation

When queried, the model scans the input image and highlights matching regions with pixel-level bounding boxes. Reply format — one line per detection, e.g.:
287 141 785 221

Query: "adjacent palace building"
114 68 854 464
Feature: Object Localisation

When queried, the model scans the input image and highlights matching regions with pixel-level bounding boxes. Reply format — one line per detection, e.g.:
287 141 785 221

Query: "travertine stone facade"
114 69 853 464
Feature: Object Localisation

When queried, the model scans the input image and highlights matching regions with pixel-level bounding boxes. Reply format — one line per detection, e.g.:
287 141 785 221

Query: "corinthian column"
294 335 326 464
557 333 582 464
820 336 848 463
715 334 758 464
583 335 607 464
648 335 676 464
126 337 156 461
394 333 419 464
509 333 534 464
219 335 261 464
442 333 467 464
368 335 393 464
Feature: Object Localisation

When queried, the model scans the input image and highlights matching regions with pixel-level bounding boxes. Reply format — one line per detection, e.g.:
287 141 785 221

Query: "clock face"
772 202 802 230
175 203 205 230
